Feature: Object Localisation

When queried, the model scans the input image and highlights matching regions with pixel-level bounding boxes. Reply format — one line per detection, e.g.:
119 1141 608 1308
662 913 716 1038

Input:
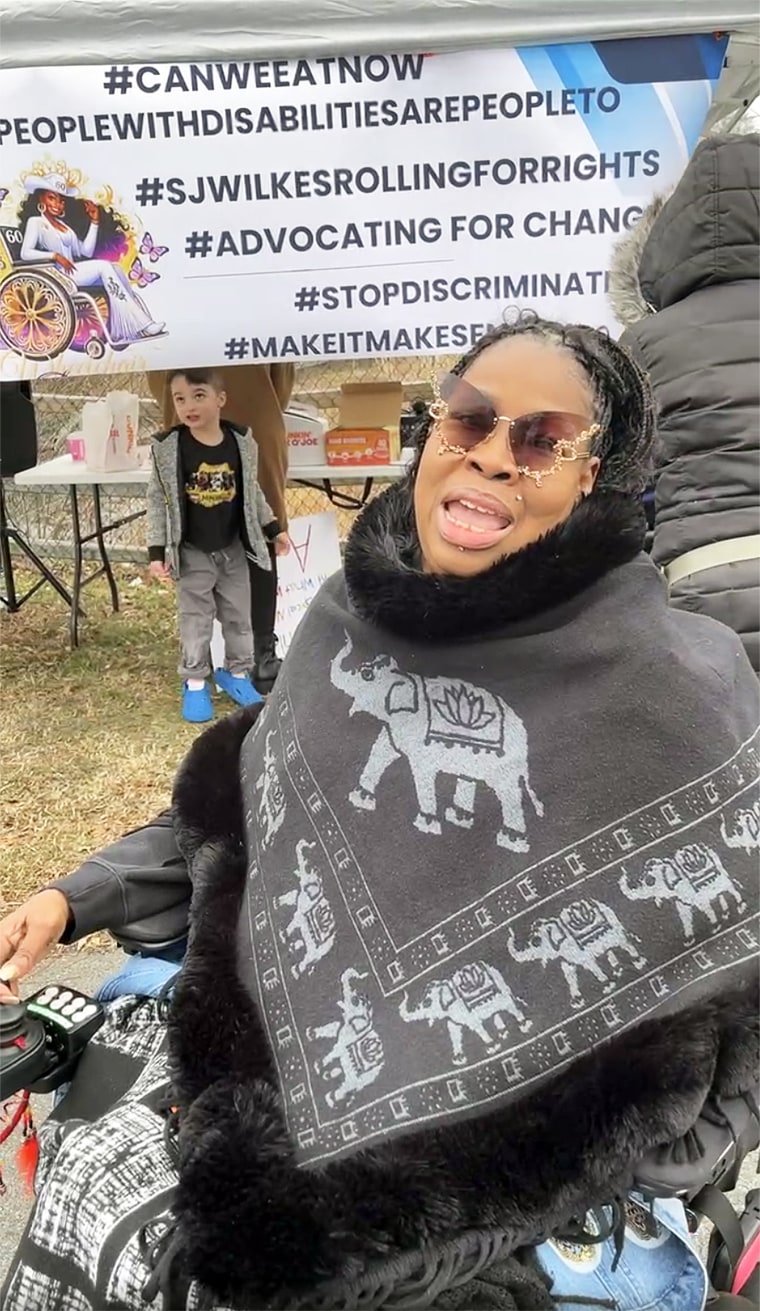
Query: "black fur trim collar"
169 734 759 1306
343 480 646 642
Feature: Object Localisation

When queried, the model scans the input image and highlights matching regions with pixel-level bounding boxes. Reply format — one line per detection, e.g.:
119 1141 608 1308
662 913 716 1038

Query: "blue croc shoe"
182 682 214 723
214 668 264 708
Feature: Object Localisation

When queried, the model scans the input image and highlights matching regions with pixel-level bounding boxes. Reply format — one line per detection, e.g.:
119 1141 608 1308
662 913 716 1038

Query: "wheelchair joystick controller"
0 986 105 1099
0 1001 29 1036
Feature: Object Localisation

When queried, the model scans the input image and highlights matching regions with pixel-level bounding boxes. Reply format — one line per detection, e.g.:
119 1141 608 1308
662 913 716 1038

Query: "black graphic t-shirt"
179 426 242 553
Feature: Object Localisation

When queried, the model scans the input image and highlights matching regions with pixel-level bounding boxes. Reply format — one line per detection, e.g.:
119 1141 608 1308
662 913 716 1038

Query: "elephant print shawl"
168 485 760 1305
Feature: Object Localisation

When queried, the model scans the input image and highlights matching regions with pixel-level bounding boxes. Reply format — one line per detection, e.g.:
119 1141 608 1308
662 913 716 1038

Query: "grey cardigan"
146 421 275 574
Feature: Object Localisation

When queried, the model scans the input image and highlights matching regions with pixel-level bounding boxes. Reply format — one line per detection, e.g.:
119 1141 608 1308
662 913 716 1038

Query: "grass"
0 475 378 916
1 564 208 911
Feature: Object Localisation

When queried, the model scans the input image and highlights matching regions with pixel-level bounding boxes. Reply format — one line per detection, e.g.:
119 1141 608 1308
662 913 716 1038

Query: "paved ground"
1 947 757 1291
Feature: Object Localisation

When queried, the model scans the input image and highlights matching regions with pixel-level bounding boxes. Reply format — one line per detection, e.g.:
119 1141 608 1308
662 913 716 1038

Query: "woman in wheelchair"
19 172 165 341
1 315 758 1311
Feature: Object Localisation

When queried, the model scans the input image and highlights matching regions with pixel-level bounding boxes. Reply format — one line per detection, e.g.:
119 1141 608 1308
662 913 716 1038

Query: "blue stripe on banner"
518 41 720 195
592 34 727 85
549 44 677 174
693 33 729 82
667 80 715 154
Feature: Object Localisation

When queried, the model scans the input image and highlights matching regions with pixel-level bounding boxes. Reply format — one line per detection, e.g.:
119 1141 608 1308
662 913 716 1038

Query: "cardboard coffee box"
285 408 327 467
325 382 402 467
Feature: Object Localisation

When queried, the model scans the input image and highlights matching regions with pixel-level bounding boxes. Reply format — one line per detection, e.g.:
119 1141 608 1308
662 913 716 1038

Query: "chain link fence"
6 356 454 568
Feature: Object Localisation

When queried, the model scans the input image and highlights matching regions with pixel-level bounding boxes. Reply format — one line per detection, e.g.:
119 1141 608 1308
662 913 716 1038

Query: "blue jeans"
534 1194 707 1311
54 944 188 1107
96 940 186 1002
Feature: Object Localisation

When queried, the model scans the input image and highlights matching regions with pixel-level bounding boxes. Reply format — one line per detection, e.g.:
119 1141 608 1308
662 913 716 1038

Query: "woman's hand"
0 890 71 1002
148 560 173 584
274 533 290 557
83 200 100 223
53 253 76 274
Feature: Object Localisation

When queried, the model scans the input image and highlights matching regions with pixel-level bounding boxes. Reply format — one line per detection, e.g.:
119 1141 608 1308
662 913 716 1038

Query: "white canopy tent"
0 0 757 70
0 0 757 135
703 31 760 132
1 1 757 138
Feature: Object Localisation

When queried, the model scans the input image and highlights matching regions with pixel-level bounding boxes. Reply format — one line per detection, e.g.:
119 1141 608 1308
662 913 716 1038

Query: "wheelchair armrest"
111 930 187 957
633 1091 760 1202
110 906 189 958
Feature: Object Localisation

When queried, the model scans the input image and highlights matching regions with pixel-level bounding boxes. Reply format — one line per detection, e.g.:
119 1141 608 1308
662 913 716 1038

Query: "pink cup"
67 434 86 461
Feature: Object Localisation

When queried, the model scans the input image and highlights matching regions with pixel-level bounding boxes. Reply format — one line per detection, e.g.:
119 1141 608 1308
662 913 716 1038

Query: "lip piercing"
516 495 524 502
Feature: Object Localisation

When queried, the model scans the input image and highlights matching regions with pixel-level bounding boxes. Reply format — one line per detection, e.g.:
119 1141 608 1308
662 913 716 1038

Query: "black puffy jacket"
609 133 759 672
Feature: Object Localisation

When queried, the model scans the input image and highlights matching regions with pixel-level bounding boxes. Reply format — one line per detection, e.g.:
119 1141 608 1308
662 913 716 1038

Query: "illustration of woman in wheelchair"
0 171 165 362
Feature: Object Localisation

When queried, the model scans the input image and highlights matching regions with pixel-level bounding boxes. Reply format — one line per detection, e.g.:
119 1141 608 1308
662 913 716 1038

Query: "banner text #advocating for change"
184 208 643 261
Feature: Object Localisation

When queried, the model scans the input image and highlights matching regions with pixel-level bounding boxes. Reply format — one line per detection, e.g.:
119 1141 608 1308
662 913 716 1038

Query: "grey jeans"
177 539 253 681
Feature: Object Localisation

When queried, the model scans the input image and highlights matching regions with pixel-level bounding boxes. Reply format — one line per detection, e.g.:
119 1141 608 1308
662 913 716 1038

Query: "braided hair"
421 311 655 496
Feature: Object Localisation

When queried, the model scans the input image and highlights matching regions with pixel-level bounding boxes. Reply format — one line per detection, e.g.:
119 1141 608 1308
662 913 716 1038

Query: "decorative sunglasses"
429 372 600 486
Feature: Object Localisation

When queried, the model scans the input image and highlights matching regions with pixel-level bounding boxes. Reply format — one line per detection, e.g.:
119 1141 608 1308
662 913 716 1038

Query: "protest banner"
0 35 726 378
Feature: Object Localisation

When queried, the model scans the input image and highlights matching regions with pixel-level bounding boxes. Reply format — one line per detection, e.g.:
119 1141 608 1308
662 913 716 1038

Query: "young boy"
147 368 289 723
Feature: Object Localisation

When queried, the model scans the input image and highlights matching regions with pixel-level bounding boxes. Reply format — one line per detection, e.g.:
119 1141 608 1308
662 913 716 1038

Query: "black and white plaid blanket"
1 999 216 1311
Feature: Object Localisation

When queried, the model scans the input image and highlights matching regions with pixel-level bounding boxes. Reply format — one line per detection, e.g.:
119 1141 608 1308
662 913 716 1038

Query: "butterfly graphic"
139 232 169 263
0 188 9 205
129 257 160 288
